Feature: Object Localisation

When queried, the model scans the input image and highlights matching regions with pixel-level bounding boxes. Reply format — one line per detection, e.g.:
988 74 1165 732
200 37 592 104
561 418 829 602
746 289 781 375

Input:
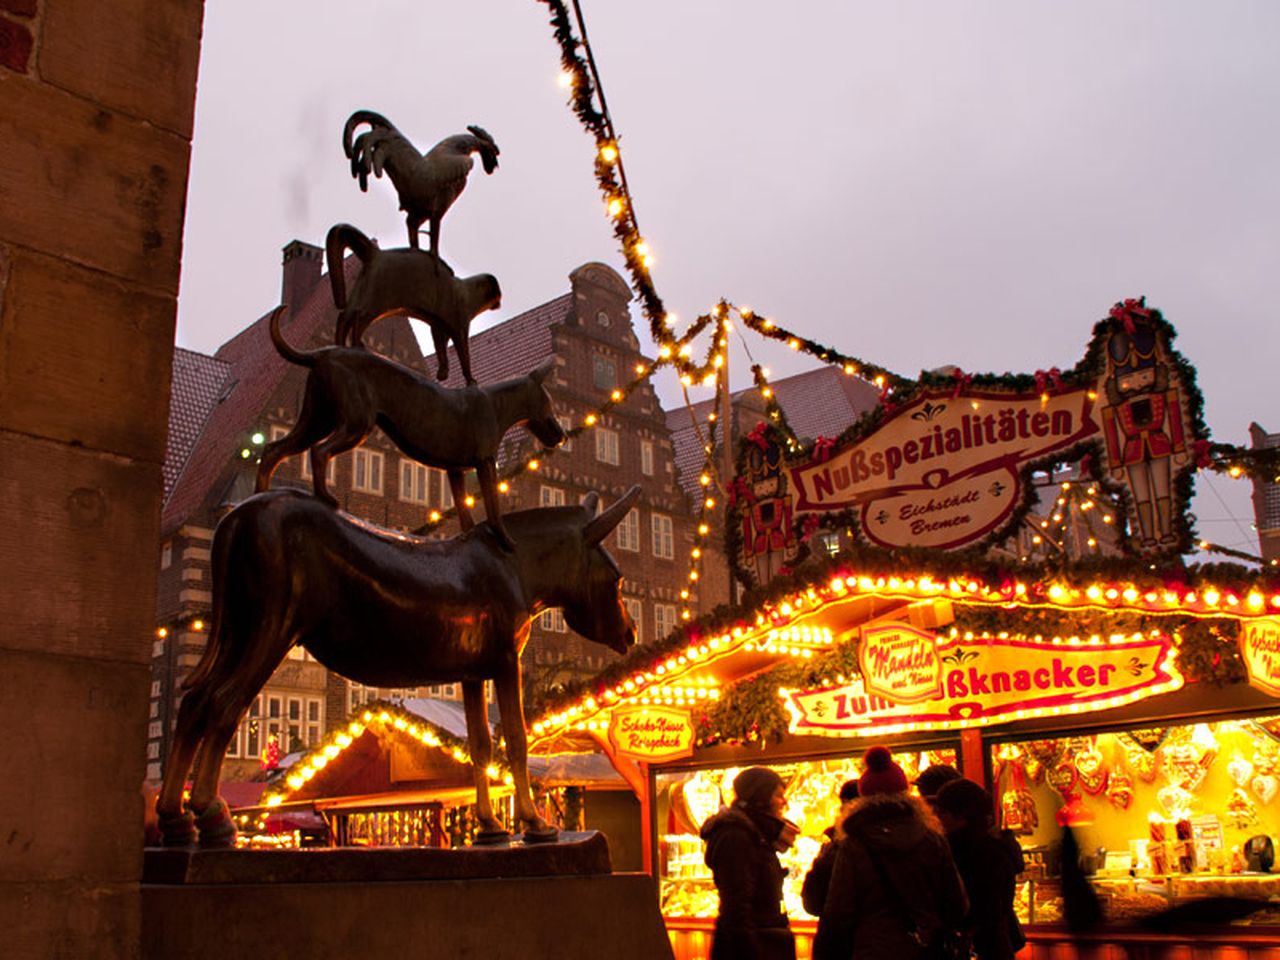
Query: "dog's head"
526 359 567 449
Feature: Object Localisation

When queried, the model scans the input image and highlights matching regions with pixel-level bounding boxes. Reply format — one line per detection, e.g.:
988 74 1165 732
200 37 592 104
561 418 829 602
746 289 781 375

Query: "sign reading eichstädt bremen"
729 299 1206 586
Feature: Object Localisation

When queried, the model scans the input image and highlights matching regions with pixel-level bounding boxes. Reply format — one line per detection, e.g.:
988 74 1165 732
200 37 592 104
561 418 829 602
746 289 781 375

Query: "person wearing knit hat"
915 763 962 808
813 746 968 960
934 778 1025 960
700 766 797 959
858 745 911 796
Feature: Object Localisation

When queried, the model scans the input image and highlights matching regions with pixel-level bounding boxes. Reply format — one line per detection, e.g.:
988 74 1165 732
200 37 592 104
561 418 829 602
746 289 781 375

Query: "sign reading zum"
1240 618 1280 698
607 704 695 762
786 632 1182 737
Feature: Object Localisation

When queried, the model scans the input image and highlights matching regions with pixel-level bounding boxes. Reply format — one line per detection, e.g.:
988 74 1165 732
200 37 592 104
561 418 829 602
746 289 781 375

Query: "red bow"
801 514 820 543
1109 297 1152 335
1193 439 1212 469
878 384 897 415
746 422 770 452
1034 367 1064 395
812 436 835 463
1079 453 1095 478
951 368 972 399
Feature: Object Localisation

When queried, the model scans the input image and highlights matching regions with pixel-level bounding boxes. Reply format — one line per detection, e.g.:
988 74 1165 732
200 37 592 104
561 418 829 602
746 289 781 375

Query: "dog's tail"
325 223 378 309
268 305 316 368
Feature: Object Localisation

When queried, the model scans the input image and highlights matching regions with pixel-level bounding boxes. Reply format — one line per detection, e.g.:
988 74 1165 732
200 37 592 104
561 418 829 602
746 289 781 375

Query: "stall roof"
529 561 1280 754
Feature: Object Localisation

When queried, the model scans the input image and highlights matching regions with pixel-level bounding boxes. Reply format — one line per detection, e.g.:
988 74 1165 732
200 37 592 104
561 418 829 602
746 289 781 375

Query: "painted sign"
729 300 1204 587
785 632 1182 737
607 704 695 762
859 623 944 704
791 389 1099 550
1240 618 1280 698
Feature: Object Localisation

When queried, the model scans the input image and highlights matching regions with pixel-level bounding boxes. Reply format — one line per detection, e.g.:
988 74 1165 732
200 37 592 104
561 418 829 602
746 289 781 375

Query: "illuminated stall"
528 301 1280 958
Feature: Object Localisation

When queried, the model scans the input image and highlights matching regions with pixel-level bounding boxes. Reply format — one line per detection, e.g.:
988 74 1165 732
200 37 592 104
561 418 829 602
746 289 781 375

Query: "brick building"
149 249 702 781
1249 422 1280 562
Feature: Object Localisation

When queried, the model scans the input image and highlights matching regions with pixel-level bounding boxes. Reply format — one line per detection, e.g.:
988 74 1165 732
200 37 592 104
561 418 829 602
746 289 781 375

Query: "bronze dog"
256 307 564 548
326 222 500 384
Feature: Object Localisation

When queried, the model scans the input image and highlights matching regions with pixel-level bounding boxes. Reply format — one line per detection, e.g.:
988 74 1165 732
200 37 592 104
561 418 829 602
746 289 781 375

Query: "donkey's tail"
180 509 240 692
325 222 377 309
268 304 316 368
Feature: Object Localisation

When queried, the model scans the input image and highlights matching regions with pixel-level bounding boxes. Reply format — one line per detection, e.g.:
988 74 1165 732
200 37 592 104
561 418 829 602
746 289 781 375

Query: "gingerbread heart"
1228 754 1255 788
1251 774 1279 805
1157 784 1192 818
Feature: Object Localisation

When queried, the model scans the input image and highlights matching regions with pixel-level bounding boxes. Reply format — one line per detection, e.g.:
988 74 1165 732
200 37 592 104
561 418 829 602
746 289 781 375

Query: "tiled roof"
667 365 881 500
438 292 574 388
162 348 230 501
160 259 364 536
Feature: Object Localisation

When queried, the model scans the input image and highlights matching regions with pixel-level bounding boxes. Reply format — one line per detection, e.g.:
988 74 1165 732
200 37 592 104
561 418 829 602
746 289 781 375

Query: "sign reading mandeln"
859 623 944 704
790 389 1098 550
786 632 1182 736
607 704 695 762
1240 618 1280 698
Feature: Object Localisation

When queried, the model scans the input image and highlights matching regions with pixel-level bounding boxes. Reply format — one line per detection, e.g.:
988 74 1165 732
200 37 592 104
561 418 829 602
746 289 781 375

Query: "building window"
300 453 337 484
540 485 566 507
160 541 172 569
593 355 615 390
815 531 841 557
616 508 640 552
622 597 643 643
557 416 573 452
306 698 322 748
353 448 384 494
596 428 620 466
244 697 261 760
654 603 677 642
400 459 431 505
428 683 459 700
436 468 454 508
640 440 654 476
652 513 674 559
540 608 567 633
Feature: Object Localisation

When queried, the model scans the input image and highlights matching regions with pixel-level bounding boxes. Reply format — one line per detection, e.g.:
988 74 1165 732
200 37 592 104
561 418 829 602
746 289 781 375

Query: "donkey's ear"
531 358 556 383
584 485 641 545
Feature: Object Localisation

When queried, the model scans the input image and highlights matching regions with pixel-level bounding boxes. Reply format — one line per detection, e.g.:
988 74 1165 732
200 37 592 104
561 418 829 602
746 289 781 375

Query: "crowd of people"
701 747 1025 960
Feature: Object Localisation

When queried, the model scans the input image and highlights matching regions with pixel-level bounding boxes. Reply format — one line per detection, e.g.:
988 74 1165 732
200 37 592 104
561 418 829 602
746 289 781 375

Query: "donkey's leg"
463 680 507 842
476 460 514 552
447 469 475 531
495 666 557 842
259 383 333 493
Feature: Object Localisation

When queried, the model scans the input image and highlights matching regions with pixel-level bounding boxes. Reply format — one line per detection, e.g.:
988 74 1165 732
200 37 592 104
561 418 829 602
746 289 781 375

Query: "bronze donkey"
256 307 563 548
156 486 639 847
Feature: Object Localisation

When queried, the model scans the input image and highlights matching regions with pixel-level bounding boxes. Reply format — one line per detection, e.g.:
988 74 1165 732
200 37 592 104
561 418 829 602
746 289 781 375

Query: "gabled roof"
667 365 881 499
439 292 575 388
163 348 231 501
160 258 369 535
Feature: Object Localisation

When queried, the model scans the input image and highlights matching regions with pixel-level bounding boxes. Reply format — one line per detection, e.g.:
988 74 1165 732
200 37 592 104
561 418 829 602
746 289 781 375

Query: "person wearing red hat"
813 746 968 960
700 766 798 960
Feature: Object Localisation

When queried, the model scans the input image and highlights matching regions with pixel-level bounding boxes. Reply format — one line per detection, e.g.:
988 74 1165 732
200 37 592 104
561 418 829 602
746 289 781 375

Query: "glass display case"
656 746 958 921
994 713 1280 925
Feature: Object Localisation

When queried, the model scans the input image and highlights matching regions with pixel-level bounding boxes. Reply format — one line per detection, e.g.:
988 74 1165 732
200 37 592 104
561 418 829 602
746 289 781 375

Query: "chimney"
281 240 323 310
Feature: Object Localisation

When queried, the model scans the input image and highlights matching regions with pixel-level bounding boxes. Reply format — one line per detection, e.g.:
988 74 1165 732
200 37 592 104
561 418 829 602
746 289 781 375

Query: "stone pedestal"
142 832 674 959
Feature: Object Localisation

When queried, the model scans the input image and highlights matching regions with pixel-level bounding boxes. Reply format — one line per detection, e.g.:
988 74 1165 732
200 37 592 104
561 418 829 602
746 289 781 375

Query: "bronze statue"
326 223 500 384
342 111 499 258
155 486 640 848
255 307 564 549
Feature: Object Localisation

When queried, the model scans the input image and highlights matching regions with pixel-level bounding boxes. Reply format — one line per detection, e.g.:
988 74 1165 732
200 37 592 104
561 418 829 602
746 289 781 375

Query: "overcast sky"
176 1 1280 556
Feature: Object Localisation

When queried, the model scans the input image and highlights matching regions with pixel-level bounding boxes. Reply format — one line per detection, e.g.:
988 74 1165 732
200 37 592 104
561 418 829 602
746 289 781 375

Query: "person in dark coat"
813 746 968 960
801 778 859 916
701 766 798 960
915 763 961 810
934 778 1024 960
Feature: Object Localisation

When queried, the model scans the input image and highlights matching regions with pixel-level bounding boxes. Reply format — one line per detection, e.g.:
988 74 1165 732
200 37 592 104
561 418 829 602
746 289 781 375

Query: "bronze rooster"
342 111 500 258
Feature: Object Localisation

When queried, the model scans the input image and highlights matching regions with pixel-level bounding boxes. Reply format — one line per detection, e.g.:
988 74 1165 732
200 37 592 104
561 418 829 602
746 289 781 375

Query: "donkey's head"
520 359 567 450
561 485 641 655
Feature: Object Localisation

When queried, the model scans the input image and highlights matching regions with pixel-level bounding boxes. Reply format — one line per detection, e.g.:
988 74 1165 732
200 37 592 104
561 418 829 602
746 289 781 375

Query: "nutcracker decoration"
736 423 802 586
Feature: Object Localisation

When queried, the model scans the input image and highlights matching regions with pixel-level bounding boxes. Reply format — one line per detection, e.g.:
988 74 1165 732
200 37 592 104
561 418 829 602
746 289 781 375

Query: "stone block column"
0 2 203 957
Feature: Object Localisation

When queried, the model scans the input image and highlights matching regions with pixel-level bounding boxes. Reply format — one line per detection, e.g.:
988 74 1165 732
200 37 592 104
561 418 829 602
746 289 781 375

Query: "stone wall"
0 1 203 957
